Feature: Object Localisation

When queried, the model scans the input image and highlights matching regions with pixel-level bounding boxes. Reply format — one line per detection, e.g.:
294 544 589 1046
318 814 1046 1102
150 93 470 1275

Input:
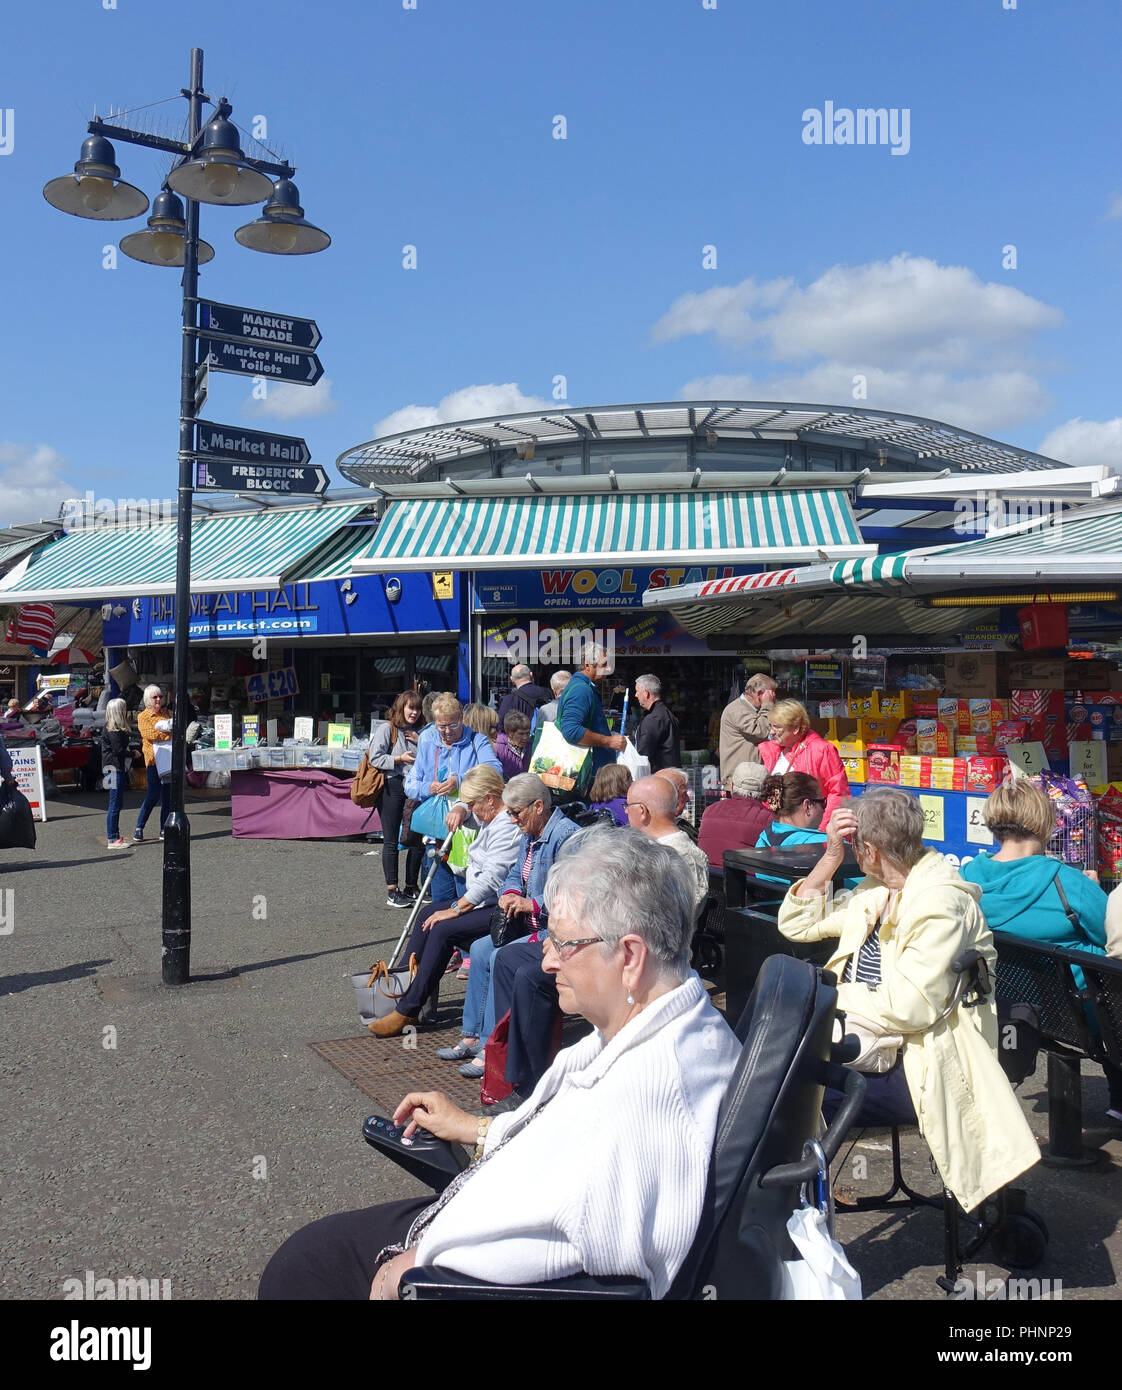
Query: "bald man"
624 775 709 915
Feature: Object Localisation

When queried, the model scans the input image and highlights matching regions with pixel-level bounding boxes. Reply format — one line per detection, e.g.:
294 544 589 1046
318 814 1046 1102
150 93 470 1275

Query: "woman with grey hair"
260 827 740 1300
778 786 1039 1215
439 772 580 1078
101 697 133 848
133 684 172 842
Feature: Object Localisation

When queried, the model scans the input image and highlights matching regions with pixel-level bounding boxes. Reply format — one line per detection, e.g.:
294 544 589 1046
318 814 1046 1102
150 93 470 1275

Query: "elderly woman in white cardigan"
260 827 740 1300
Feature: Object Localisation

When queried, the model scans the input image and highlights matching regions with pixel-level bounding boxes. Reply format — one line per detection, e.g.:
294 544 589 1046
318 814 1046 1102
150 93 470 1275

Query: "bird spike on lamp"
119 188 215 267
43 135 149 221
165 114 274 206
234 177 331 255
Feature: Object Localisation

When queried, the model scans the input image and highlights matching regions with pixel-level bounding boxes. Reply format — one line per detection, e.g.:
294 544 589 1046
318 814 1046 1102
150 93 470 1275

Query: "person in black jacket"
100 697 133 849
496 665 550 724
634 674 681 773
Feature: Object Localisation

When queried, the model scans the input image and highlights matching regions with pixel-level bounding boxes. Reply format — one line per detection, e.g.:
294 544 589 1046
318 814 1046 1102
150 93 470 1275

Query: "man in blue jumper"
556 641 626 776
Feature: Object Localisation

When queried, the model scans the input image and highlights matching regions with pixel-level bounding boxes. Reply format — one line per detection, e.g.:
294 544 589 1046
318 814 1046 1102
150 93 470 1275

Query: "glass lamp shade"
166 117 273 206
234 178 330 256
119 190 214 267
43 136 149 221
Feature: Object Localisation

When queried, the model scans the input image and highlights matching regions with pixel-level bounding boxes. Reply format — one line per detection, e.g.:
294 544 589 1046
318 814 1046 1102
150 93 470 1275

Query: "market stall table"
230 766 382 840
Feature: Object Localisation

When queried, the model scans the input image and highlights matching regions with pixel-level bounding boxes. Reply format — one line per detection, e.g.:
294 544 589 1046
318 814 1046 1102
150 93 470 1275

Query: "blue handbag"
410 793 454 841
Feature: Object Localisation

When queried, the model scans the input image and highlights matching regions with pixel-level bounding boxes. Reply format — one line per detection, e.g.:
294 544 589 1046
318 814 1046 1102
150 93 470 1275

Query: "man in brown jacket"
718 674 777 786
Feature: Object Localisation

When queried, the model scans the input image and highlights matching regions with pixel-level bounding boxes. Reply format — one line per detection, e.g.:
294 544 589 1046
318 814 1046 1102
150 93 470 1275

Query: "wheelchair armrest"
950 948 991 1007
399 1268 650 1300
758 1063 866 1190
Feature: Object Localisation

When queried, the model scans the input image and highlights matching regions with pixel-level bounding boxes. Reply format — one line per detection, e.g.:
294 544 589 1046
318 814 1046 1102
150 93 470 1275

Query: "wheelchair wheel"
992 1211 1048 1269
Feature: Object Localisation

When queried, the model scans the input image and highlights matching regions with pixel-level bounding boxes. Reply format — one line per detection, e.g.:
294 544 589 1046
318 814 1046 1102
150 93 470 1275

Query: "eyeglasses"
543 931 604 961
806 797 827 808
434 720 462 733
623 799 646 813
507 801 542 823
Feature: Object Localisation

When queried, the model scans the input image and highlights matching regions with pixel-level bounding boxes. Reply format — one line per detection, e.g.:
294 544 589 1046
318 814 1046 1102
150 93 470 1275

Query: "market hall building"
335 400 1071 747
0 400 1082 739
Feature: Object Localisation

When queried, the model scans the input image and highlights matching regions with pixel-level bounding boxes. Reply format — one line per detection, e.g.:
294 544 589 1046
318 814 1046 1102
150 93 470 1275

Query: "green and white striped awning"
643 498 1122 640
0 503 366 604
352 489 871 572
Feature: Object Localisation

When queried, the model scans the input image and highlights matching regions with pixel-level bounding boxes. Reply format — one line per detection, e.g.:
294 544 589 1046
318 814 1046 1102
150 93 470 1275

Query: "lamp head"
235 178 331 256
119 188 215 267
166 115 274 206
43 134 149 221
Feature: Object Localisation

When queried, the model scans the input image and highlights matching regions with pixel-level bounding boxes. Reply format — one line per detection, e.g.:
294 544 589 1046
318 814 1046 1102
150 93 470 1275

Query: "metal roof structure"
336 401 1067 486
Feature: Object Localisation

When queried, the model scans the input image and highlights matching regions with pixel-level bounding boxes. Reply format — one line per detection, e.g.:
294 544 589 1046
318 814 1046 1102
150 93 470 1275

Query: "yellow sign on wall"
918 794 945 842
431 571 454 600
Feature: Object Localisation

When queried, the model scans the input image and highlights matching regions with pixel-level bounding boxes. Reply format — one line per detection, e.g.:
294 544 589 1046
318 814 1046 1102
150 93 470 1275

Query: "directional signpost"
195 457 329 496
195 419 311 467
200 299 321 351
191 301 326 495
198 335 324 385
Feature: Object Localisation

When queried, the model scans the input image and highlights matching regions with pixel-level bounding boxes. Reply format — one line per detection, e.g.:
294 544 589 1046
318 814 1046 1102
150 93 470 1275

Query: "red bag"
481 1010 514 1106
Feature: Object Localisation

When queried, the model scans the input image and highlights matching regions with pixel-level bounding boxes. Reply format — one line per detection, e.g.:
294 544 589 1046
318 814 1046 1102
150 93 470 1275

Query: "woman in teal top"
961 778 1120 1121
754 773 829 882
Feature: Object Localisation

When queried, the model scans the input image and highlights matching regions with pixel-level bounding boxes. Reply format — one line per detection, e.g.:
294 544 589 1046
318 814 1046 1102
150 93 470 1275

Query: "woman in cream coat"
779 786 1039 1215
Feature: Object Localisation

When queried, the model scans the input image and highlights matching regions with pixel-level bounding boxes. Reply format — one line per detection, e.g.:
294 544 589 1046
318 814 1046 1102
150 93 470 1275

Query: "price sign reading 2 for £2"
245 667 300 704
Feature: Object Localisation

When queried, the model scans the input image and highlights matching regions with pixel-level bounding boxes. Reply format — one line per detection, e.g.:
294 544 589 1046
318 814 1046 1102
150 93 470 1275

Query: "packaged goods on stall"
865 744 903 784
1011 689 1066 723
916 718 955 756
965 756 1007 792
994 720 1031 749
841 755 865 784
878 692 913 719
938 698 971 735
1096 786 1122 880
857 716 898 743
1066 695 1122 742
1033 772 1096 870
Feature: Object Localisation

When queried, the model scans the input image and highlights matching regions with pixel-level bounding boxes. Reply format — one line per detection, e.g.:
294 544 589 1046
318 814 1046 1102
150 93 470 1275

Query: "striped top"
844 891 899 987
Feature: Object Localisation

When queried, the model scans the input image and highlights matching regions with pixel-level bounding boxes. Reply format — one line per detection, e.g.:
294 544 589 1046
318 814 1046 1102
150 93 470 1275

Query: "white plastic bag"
780 1207 862 1300
616 738 650 781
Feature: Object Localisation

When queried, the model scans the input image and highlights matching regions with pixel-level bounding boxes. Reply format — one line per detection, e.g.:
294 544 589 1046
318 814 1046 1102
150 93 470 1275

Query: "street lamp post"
44 46 330 985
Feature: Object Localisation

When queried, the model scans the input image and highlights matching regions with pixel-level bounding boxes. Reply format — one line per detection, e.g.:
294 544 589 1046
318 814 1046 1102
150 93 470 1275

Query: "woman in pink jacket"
759 699 850 829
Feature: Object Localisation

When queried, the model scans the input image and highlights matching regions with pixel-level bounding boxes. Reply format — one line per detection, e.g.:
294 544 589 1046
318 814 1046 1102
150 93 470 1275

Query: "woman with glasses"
758 699 849 829
369 767 521 1039
779 786 1039 1215
756 773 828 850
260 827 740 1300
404 694 503 903
132 685 172 843
440 772 579 1080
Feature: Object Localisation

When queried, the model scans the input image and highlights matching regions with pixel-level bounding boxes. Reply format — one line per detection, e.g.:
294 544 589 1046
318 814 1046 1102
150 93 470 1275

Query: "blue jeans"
105 770 125 841
461 931 533 1041
135 764 169 835
426 854 464 905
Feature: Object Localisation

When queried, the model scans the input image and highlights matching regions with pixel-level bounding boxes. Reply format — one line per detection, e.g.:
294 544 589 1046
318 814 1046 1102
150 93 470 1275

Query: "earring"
626 990 635 1006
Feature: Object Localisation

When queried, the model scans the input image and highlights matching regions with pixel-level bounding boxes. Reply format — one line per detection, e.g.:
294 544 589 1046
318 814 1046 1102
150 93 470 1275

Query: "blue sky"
2 0 1121 525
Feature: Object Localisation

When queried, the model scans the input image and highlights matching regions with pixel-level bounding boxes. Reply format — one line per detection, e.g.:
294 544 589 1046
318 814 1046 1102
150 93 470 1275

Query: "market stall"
643 499 1122 881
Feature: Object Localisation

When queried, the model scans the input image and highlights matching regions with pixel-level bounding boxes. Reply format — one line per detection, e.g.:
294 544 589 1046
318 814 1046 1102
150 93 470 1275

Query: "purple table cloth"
230 767 382 839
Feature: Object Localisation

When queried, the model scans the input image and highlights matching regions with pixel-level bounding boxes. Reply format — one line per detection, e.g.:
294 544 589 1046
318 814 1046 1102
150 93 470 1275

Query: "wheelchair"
362 953 865 1300
832 948 1049 1295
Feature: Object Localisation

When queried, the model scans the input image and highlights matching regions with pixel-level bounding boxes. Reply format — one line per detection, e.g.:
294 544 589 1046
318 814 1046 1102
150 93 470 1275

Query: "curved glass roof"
336 401 1064 486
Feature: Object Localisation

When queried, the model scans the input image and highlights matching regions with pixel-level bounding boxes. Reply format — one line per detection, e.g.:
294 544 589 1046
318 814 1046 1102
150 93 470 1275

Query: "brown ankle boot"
369 1010 417 1038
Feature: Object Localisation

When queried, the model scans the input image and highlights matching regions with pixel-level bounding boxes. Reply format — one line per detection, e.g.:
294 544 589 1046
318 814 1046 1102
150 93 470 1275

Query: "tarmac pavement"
2 785 1121 1302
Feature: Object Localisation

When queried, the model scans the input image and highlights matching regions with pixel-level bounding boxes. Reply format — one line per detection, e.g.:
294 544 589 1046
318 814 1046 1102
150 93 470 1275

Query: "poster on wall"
11 744 47 822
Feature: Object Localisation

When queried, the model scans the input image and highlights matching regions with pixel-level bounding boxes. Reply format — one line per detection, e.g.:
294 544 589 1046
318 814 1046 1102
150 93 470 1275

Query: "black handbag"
489 905 533 949
0 781 36 850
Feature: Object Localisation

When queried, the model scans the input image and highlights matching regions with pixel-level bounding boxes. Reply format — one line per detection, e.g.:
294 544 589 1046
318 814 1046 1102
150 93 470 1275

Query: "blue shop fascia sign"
474 564 739 612
102 573 461 646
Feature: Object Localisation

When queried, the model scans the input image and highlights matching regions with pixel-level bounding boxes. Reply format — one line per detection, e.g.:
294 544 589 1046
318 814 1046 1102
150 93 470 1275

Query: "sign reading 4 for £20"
246 667 300 704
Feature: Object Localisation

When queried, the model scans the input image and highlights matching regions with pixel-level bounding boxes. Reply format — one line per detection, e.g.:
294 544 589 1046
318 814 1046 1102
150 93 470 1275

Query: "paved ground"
2 786 1120 1300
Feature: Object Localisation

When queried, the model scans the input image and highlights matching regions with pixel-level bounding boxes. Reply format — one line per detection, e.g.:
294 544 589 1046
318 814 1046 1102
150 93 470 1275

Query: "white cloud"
681 365 1051 437
242 377 338 421
657 254 1062 435
0 443 82 528
655 254 1060 368
373 383 551 439
1038 417 1122 468
1105 193 1122 221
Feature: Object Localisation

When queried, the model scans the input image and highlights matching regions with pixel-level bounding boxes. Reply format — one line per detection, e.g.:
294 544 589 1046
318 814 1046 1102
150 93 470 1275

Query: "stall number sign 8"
245 667 300 704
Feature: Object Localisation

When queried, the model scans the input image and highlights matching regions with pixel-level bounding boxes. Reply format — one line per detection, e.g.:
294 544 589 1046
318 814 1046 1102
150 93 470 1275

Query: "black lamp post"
44 47 330 985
